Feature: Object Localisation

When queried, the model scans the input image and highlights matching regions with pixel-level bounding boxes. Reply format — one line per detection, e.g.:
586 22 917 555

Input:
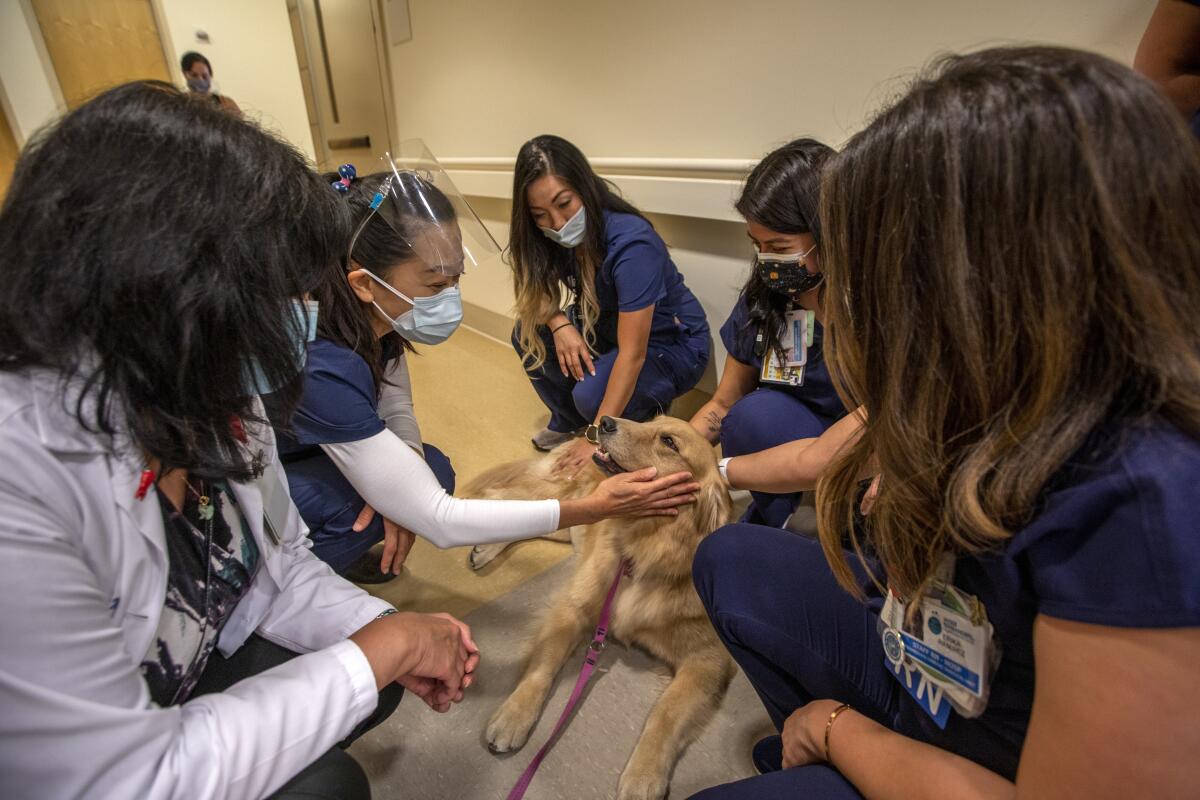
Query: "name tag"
759 309 814 386
878 558 999 727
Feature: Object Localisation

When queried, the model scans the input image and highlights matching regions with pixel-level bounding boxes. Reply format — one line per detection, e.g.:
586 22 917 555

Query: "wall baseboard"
462 299 516 345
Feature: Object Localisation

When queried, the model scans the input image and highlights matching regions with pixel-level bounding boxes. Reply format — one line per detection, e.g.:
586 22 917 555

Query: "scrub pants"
687 524 1020 799
514 322 708 433
193 634 402 800
306 443 456 573
718 388 835 527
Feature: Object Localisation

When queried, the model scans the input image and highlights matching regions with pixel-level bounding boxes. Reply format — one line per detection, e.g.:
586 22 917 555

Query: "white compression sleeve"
377 353 423 454
321 431 561 549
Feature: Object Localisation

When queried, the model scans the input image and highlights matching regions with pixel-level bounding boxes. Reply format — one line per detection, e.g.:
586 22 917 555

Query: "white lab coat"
0 369 394 799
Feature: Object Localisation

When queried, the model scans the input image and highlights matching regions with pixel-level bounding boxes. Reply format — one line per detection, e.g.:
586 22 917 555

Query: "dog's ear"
693 476 733 534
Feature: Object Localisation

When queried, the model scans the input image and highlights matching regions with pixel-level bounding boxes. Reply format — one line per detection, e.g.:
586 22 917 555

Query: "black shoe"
341 550 399 585
752 735 783 775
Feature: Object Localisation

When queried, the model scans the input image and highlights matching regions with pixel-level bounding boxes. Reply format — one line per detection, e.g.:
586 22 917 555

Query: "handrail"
440 156 756 175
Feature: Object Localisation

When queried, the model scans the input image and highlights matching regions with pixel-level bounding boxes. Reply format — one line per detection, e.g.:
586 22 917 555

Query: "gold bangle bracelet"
824 702 853 763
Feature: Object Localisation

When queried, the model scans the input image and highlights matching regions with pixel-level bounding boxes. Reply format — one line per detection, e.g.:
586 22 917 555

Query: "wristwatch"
585 424 601 445
717 457 732 482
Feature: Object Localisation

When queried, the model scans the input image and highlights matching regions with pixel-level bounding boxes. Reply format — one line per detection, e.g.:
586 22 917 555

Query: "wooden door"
31 0 171 109
0 103 17 200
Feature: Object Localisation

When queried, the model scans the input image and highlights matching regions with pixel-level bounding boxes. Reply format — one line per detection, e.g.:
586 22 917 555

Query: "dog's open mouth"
592 446 629 476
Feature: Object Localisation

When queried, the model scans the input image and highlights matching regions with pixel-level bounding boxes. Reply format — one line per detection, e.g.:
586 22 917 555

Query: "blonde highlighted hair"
815 46 1200 602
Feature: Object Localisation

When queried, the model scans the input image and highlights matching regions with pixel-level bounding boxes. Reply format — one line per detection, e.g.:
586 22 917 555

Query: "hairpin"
331 163 356 194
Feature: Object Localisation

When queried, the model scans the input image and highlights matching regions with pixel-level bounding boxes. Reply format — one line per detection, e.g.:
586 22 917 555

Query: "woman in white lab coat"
0 81 475 799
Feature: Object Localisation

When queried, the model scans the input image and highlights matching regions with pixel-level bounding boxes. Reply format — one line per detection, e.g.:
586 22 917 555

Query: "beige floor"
360 325 575 619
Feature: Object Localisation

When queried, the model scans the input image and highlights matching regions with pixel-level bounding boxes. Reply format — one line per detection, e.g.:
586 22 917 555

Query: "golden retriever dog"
463 415 736 800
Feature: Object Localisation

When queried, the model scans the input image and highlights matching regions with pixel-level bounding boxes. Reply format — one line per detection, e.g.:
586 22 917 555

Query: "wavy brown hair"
815 46 1200 601
508 135 647 369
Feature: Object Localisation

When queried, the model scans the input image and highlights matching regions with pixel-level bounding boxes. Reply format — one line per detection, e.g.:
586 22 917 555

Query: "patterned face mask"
755 242 822 295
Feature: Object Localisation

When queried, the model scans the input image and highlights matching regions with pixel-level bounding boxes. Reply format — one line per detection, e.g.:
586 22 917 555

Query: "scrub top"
719 293 845 420
557 210 709 350
270 338 393 561
903 418 1200 778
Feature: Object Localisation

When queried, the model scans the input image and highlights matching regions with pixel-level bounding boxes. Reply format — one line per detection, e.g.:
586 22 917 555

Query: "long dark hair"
508 134 646 368
735 138 834 360
816 46 1200 602
0 81 346 481
313 170 457 394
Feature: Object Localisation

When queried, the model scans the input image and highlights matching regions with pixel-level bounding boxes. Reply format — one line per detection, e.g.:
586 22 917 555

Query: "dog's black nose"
599 416 618 434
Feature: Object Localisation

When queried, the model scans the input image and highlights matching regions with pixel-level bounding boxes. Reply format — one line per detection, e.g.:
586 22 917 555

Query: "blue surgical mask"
365 271 463 345
186 77 211 94
539 206 586 249
245 299 318 396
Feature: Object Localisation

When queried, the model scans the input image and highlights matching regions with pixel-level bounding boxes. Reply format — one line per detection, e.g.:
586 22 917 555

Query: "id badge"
760 348 805 386
878 558 1000 728
784 309 809 367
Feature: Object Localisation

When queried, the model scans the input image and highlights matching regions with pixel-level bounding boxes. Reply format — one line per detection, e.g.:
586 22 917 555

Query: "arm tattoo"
704 410 723 435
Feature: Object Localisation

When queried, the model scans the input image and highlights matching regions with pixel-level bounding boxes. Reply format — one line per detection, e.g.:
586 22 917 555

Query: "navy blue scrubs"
718 294 847 526
690 418 1200 797
514 210 710 431
272 338 455 574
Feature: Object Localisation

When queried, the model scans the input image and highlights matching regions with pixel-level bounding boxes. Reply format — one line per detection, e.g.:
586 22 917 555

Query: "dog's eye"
660 435 678 452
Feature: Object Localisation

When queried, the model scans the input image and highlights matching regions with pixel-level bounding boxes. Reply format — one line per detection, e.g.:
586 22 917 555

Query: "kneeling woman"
689 139 846 527
273 157 700 582
509 135 711 473
690 48 1200 799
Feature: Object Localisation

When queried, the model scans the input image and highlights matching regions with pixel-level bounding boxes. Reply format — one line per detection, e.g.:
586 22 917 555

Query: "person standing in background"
181 50 242 117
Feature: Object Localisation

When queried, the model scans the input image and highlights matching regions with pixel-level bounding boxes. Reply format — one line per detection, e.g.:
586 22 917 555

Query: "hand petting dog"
553 437 597 477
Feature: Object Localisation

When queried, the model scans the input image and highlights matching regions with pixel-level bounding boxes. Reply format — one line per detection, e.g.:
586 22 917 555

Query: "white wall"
384 0 1154 389
388 0 1150 157
155 0 316 161
0 1 65 146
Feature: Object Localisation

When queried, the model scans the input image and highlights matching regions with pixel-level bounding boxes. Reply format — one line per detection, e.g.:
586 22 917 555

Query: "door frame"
0 0 68 147
290 0 398 171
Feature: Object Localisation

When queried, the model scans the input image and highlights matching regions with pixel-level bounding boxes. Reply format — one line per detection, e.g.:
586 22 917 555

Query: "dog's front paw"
469 543 508 571
485 695 539 754
616 763 669 800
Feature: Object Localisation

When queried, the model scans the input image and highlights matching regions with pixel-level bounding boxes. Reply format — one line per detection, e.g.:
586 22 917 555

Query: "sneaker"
341 549 399 585
531 427 581 451
752 735 783 775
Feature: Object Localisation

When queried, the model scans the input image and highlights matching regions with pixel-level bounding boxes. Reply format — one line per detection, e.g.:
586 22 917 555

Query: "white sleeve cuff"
328 639 380 721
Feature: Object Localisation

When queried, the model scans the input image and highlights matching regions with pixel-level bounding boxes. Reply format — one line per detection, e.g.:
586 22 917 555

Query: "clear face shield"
345 139 500 277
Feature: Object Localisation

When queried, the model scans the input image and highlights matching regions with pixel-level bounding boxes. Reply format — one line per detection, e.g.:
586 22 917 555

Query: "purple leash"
504 559 631 800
